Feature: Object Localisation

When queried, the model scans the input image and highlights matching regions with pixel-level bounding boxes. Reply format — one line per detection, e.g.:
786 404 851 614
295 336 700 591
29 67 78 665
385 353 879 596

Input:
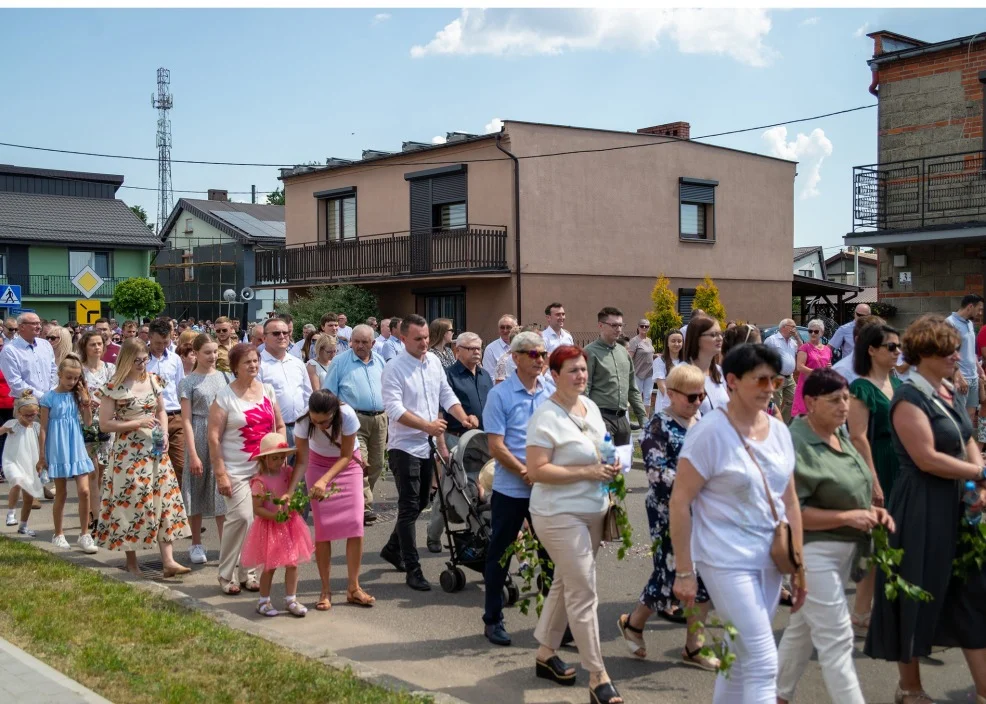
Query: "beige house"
260 120 796 342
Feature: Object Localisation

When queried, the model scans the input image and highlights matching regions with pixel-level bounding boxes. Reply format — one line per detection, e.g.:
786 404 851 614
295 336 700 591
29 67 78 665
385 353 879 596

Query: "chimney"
637 121 690 140
207 189 228 202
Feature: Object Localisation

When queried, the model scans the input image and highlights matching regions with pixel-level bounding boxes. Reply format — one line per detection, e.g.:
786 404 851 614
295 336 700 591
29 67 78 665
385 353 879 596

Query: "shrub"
274 285 379 341
645 275 683 352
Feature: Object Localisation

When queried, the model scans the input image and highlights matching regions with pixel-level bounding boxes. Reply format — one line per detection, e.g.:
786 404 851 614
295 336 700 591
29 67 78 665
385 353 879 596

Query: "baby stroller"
431 430 520 605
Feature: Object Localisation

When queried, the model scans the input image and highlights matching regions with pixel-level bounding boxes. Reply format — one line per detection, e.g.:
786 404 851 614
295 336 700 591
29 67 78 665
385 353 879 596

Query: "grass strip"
0 537 430 704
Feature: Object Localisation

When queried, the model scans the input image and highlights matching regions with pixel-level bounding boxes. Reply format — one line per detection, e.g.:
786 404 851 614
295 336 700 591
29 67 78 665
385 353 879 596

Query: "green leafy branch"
870 525 933 602
607 474 633 560
499 530 553 616
255 483 339 524
682 606 738 678
953 517 986 580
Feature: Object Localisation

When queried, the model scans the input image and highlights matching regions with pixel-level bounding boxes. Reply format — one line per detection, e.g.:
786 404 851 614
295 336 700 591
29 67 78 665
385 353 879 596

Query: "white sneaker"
77 534 98 554
189 544 208 564
51 534 70 549
17 524 36 537
5 510 16 526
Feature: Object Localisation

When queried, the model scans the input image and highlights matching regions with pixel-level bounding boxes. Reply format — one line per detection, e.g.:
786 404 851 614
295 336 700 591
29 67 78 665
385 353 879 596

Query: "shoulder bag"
718 408 804 577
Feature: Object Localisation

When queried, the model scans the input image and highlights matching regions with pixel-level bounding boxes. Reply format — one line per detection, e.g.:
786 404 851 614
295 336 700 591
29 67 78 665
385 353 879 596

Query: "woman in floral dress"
617 364 716 670
95 338 191 577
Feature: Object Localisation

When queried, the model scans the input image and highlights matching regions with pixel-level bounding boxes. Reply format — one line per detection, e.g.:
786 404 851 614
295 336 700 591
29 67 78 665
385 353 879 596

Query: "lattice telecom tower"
151 67 174 234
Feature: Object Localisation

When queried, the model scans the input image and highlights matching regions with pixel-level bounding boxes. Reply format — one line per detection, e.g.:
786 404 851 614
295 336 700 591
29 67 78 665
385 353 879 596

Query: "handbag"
719 409 804 577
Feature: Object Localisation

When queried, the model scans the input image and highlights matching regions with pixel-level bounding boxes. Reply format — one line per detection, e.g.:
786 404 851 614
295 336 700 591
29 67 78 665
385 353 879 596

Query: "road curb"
19 536 471 704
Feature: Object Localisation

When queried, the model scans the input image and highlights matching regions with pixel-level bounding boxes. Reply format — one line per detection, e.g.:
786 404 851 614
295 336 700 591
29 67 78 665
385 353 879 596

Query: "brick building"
844 30 986 326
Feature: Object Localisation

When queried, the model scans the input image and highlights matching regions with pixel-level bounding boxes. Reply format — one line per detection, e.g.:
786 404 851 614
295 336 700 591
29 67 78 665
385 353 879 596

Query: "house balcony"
0 275 122 298
852 150 986 234
255 225 509 287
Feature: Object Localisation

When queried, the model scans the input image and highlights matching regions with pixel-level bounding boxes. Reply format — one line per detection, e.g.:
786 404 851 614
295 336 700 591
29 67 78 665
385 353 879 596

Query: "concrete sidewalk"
0 636 112 704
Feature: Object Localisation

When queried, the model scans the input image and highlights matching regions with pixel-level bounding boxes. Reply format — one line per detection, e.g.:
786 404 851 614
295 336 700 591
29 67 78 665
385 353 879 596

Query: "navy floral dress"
639 411 709 610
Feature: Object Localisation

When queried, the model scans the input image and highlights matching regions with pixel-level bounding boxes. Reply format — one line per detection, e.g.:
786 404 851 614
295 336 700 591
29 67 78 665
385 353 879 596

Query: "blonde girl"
46 326 74 366
3 392 44 536
39 354 98 553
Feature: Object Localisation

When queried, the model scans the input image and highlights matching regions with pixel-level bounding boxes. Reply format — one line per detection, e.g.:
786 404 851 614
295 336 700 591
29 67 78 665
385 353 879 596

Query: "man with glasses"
3 317 17 343
483 314 517 377
428 331 494 553
258 317 312 446
765 318 801 423
323 324 387 526
628 318 656 417
542 303 573 354
213 316 234 373
829 303 871 361
146 318 186 485
0 313 56 399
585 306 647 445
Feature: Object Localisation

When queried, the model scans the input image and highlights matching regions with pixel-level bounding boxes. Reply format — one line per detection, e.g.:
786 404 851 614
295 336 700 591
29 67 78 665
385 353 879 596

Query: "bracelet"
676 571 696 579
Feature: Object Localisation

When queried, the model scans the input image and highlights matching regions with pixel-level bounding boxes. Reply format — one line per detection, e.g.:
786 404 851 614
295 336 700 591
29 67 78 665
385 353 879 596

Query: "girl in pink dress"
791 320 833 417
240 433 314 617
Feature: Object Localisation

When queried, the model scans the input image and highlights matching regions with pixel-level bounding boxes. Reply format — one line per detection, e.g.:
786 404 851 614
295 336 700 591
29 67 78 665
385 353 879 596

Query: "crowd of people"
2 295 986 704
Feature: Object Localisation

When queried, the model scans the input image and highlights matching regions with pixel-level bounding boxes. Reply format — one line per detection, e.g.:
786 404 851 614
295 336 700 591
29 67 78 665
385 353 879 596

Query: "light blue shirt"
947 312 978 380
0 336 56 399
323 349 385 412
828 321 855 359
380 336 403 362
482 373 549 499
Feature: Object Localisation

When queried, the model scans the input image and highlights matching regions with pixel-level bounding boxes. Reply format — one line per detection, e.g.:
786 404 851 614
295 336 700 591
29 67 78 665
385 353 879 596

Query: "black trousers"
600 410 632 446
383 449 435 573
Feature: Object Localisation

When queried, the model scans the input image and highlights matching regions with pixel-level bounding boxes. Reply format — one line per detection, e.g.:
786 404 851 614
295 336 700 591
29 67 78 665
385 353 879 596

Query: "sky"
2 7 986 259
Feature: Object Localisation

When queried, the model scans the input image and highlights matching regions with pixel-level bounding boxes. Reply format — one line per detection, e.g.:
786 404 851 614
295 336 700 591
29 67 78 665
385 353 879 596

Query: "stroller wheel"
454 567 467 592
440 569 459 593
503 581 520 607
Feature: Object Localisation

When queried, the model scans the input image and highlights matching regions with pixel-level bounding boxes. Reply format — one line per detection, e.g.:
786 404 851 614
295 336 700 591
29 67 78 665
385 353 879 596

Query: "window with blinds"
434 202 466 230
678 289 697 323
326 196 356 241
679 178 717 241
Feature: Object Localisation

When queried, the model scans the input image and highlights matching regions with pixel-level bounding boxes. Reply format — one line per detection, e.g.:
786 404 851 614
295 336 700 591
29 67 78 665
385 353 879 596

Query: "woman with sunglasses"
628 320 656 418
47 326 73 367
670 344 806 702
776 368 893 704
618 363 717 671
682 317 729 414
791 319 833 418
845 323 902 630
306 334 336 391
865 315 986 704
652 330 684 414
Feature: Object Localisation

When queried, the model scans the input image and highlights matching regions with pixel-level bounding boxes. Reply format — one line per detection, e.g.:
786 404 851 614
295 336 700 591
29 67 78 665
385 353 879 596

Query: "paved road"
2 467 978 703
0 636 113 704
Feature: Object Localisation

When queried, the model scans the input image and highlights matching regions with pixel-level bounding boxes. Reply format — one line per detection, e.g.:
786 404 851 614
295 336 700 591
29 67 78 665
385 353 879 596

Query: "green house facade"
0 164 161 322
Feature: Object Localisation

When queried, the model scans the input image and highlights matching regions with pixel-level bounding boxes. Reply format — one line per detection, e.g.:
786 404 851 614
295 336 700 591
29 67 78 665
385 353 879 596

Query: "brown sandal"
315 596 332 611
347 587 376 608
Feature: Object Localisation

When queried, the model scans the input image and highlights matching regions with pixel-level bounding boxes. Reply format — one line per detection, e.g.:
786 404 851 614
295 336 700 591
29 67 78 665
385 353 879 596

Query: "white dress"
2 420 43 497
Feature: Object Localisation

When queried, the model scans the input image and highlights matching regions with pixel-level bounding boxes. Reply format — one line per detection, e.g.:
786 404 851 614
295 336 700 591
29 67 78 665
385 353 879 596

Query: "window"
182 251 194 282
406 165 468 233
184 218 194 234
69 251 110 278
433 202 466 230
799 269 815 278
678 289 697 323
0 253 6 278
326 195 356 241
417 289 466 334
679 178 717 242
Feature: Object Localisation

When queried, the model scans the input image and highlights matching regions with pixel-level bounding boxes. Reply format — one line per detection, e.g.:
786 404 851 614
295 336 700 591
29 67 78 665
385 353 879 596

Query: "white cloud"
431 135 447 144
854 22 870 38
484 118 503 134
372 13 391 25
410 8 777 67
800 16 819 26
762 126 833 199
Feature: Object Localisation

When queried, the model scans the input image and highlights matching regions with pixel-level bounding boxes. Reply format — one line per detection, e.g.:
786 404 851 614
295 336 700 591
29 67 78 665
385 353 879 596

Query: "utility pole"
251 185 256 204
151 68 173 235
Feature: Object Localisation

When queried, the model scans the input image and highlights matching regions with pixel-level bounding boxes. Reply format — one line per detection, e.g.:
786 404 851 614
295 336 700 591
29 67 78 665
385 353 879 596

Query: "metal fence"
0 275 122 298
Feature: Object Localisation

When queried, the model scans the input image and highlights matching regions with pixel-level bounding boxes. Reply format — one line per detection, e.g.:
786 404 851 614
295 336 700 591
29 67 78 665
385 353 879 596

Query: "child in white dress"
3 392 43 536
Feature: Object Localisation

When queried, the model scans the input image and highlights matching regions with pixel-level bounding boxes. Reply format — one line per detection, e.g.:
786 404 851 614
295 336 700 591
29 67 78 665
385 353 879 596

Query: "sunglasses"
268 330 291 337
5 327 15 333
216 328 230 333
669 388 707 404
809 329 823 335
46 335 59 341
751 374 785 391
519 350 548 360
882 342 901 353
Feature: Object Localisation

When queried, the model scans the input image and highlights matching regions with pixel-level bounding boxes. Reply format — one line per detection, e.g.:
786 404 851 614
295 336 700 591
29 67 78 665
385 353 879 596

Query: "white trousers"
697 561 783 704
776 540 864 704
635 377 654 412
217 476 257 584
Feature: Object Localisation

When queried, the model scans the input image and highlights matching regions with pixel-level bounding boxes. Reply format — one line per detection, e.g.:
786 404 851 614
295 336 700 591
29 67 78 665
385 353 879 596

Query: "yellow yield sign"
72 265 104 298
76 300 101 325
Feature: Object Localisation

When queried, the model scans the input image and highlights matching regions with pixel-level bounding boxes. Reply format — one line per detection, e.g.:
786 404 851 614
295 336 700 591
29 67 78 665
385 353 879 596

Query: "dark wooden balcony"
255 225 508 286
853 150 986 232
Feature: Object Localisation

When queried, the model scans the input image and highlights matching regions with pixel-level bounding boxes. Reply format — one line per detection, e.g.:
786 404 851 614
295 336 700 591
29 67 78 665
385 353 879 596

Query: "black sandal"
535 655 576 686
590 681 622 704
658 606 687 624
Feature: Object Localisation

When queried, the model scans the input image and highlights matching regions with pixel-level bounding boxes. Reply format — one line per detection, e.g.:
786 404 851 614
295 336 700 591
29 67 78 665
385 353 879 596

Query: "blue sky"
2 7 986 256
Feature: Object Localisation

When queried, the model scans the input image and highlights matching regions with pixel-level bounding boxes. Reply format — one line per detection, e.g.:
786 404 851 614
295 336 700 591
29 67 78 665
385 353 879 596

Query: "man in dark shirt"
428 332 494 553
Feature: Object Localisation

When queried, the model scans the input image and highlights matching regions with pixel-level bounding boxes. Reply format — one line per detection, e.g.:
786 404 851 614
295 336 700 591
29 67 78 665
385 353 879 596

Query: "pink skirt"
240 514 314 571
306 450 365 542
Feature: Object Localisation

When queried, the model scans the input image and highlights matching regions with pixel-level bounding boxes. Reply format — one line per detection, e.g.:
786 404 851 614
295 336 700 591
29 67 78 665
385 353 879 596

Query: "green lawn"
0 537 430 704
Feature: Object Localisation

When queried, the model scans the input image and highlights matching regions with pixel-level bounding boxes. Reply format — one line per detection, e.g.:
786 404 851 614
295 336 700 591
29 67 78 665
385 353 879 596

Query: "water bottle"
963 480 982 526
598 433 617 466
150 425 165 459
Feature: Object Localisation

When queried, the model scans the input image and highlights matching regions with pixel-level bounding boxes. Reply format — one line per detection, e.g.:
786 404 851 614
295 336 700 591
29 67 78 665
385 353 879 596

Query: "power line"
0 104 877 170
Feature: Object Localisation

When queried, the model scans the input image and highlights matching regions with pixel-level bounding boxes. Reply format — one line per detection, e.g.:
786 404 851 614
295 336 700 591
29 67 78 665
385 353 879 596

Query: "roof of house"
0 163 125 187
867 30 986 67
0 191 162 249
853 287 879 304
793 246 823 261
825 250 878 266
159 199 285 247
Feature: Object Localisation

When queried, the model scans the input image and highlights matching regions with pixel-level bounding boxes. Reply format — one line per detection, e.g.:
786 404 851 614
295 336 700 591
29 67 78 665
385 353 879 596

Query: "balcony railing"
853 150 986 232
0 275 122 298
255 225 509 286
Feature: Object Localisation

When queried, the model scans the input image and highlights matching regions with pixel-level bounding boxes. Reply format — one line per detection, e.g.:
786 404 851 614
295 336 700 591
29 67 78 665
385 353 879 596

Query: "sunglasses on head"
669 388 706 404
519 349 548 360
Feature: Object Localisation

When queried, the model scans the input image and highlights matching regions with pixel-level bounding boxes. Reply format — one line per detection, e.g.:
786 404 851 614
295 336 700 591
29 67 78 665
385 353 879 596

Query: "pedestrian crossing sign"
0 285 22 307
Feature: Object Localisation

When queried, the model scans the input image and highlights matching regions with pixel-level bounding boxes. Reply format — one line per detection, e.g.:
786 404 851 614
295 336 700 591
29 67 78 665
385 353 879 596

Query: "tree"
129 204 154 231
266 188 285 206
110 277 166 322
274 285 379 342
645 275 682 351
693 275 727 325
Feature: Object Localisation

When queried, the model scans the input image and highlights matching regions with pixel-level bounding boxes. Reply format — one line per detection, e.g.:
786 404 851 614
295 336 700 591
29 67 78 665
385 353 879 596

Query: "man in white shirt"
379 314 476 592
542 302 573 353
372 317 392 355
146 318 186 485
764 318 801 423
828 304 870 361
680 309 706 343
0 312 56 398
258 317 312 445
337 313 353 346
482 314 517 377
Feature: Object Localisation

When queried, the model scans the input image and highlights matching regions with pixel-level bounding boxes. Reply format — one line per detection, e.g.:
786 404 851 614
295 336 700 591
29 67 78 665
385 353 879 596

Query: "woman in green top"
847 322 902 632
776 368 895 704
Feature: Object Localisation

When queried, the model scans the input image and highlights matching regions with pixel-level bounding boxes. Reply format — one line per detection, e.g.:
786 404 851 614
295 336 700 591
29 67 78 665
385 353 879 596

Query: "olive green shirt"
789 417 873 545
584 338 647 423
